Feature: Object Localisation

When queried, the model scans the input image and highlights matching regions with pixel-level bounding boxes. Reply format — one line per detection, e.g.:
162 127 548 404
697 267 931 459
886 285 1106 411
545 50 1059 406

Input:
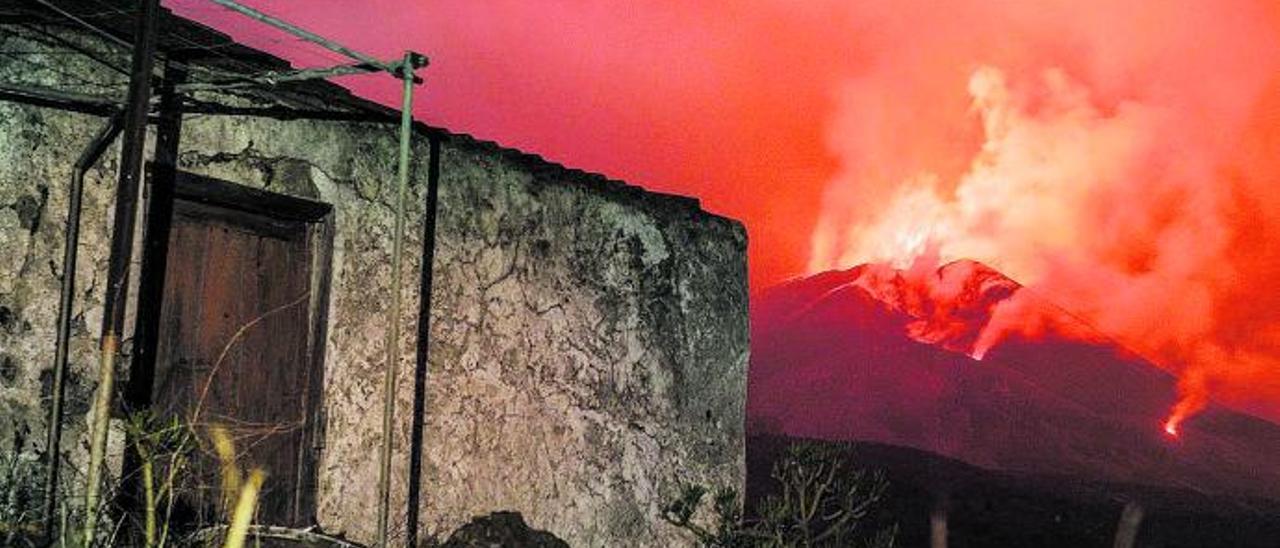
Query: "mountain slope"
748 260 1280 500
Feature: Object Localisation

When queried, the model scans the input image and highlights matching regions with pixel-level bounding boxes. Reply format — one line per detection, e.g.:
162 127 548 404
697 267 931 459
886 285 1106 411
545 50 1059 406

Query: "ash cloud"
168 0 1280 427
809 0 1280 427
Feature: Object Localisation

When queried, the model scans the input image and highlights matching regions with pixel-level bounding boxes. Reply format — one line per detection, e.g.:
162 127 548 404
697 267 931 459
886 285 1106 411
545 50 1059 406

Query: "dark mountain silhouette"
748 259 1280 502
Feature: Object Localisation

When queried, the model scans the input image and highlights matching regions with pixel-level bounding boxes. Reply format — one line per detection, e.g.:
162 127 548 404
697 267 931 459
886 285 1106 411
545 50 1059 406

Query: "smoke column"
168 0 1280 426
807 0 1280 428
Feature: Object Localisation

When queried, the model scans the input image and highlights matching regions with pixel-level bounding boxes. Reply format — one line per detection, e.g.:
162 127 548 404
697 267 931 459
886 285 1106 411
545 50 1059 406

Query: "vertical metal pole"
116 60 186 532
40 111 123 542
376 51 416 547
406 134 442 547
83 0 162 542
124 60 186 411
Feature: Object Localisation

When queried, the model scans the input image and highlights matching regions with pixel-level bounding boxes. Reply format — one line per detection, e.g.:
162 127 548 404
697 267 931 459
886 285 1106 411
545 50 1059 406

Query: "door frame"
128 169 335 525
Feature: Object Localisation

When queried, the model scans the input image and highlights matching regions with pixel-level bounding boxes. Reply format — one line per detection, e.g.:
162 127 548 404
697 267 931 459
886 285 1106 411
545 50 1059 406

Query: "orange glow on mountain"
806 2 1280 430
170 0 1280 429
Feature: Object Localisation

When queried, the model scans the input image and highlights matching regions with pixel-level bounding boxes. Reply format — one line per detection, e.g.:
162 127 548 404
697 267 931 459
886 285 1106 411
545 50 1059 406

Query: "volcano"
748 259 1280 502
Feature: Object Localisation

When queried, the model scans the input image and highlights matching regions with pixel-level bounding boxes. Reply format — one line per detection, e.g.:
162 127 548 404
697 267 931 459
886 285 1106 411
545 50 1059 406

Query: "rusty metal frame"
40 109 124 541
17 1 433 544
81 0 162 541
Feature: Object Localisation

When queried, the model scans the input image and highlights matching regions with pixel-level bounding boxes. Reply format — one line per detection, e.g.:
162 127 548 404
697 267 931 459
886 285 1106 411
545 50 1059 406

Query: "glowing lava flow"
842 253 1097 368
811 56 1280 432
848 254 1207 440
172 0 1280 431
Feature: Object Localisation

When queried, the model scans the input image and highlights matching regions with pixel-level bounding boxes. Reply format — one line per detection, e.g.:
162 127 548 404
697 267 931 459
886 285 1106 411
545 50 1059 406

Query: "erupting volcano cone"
749 259 1280 501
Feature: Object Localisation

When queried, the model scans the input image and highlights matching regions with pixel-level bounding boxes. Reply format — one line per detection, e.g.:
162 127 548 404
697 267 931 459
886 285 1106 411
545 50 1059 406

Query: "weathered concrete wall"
0 22 747 547
0 26 129 531
418 137 747 546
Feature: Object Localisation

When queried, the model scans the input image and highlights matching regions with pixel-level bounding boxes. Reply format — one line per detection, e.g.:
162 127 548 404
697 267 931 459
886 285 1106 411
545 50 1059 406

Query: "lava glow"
170 1 1280 429
808 2 1280 430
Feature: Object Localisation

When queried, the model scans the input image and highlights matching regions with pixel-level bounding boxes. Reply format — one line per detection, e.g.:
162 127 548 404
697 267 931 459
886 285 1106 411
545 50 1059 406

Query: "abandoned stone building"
0 3 748 546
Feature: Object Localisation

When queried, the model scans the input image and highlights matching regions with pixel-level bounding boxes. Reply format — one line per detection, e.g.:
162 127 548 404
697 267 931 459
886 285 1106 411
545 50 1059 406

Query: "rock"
441 512 569 548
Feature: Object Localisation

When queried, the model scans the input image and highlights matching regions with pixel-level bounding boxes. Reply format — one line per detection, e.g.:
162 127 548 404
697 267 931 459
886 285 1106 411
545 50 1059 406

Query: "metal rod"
0 82 119 115
28 0 198 77
116 62 186 528
123 61 186 411
40 110 124 543
207 0 398 74
176 62 382 93
14 22 132 77
376 50 417 548
31 0 132 50
406 133 442 548
82 0 162 542
178 98 389 122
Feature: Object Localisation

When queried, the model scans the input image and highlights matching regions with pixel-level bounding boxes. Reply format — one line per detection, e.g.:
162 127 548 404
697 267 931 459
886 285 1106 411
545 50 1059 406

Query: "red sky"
169 1 1280 424
169 0 853 291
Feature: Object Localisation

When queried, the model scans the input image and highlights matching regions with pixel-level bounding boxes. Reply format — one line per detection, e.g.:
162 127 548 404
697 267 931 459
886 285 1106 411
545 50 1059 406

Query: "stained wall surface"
0 21 747 547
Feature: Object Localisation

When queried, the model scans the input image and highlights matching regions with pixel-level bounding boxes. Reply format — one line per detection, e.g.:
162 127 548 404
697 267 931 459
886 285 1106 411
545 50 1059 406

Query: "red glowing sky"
169 0 852 291
169 1 1280 426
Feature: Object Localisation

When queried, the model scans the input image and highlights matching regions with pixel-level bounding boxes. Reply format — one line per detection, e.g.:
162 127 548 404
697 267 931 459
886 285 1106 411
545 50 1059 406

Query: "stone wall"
0 21 748 547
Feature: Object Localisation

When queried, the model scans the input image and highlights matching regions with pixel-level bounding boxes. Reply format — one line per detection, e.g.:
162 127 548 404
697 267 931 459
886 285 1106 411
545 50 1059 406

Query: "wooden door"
149 176 331 527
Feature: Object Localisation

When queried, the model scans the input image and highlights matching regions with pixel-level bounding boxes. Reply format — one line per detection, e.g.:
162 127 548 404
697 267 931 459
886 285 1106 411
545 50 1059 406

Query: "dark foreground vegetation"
747 435 1280 548
665 441 897 547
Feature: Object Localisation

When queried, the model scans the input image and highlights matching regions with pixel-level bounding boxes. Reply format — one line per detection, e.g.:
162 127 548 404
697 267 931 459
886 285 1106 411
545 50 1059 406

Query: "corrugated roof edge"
156 1 747 237
15 0 747 240
426 127 746 240
302 78 745 238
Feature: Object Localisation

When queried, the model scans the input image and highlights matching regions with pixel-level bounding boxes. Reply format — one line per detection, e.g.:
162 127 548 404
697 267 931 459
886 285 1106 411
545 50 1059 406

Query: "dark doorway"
147 173 333 527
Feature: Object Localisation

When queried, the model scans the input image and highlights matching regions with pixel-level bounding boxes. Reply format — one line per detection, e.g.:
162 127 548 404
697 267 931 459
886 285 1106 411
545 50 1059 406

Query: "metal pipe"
40 110 124 542
31 0 132 50
82 0 162 542
207 0 400 75
176 62 382 93
376 50 418 548
0 82 119 116
124 61 186 411
406 133 442 548
13 22 132 78
116 61 186 528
